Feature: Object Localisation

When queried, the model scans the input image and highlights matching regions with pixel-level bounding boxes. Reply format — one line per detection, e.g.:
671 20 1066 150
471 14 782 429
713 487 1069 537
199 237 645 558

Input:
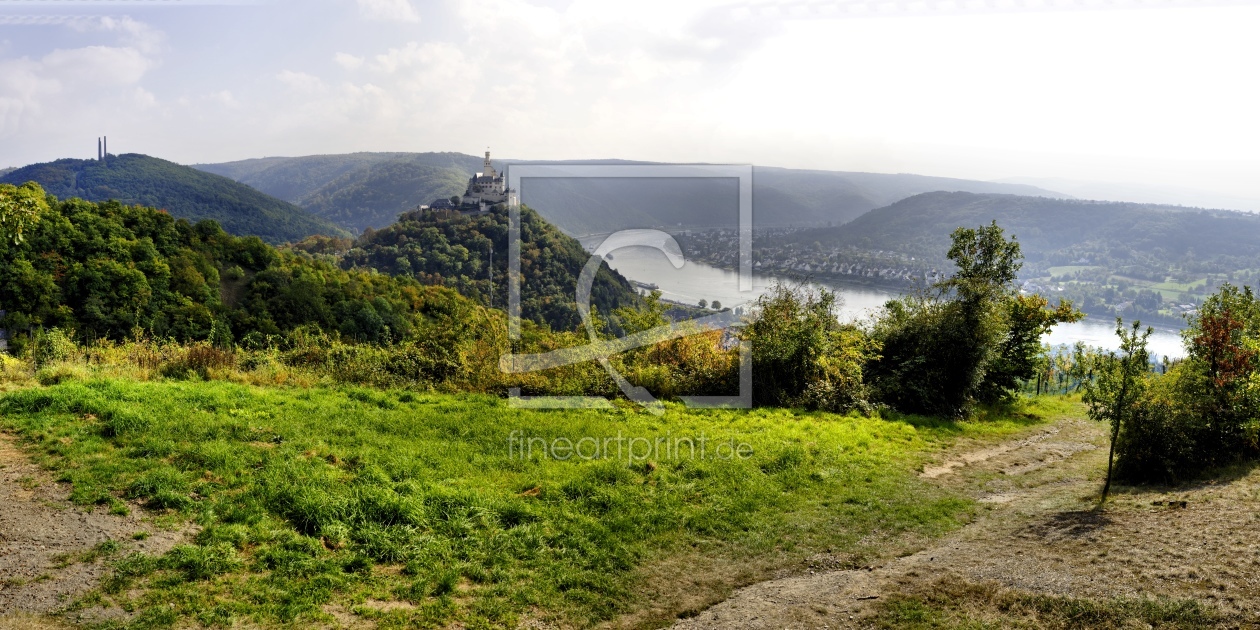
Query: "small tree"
1083 319 1151 502
698 299 707 309
1182 284 1260 455
710 300 722 310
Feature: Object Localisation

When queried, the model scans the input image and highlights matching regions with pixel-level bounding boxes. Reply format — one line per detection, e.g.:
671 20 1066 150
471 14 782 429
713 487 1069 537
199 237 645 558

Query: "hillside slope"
801 191 1260 260
2 155 348 243
196 153 1067 235
498 164 1071 234
195 152 483 205
340 204 639 332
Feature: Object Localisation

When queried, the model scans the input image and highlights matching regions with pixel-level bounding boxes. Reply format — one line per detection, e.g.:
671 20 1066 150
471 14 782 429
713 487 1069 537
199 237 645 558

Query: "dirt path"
670 411 1260 629
0 432 187 619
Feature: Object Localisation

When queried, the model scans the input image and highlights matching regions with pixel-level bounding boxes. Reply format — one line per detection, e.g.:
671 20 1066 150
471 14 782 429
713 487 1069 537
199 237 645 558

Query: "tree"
980 293 1083 402
1180 283 1260 456
710 300 721 310
870 222 1066 415
698 299 707 309
1083 319 1151 502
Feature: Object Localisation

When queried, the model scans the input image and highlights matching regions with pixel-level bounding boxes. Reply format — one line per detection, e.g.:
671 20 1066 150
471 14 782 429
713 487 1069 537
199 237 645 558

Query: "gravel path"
668 414 1260 629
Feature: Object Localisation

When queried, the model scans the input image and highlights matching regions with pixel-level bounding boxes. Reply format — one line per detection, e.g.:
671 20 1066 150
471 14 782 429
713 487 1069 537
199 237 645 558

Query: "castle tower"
482 149 498 179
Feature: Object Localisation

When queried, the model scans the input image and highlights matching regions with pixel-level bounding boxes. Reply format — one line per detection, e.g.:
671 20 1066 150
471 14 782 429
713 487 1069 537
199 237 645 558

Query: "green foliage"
1180 284 1260 452
870 223 1081 416
300 160 473 232
1 155 349 243
1083 319 1151 498
770 190 1260 325
982 293 1084 401
0 181 49 244
741 284 877 412
30 327 78 369
1109 284 1260 483
0 186 487 351
342 205 639 332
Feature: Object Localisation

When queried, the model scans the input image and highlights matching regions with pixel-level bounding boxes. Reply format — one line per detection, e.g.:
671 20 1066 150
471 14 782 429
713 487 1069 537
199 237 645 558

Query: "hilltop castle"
460 150 515 208
422 150 516 212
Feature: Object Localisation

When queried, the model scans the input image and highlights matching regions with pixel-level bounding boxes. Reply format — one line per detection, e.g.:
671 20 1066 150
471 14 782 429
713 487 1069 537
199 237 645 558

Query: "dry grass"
0 614 75 630
872 574 1223 629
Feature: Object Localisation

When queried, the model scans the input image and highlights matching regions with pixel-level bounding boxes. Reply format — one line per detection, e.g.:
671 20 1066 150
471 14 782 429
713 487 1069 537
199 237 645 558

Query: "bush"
741 284 876 412
1108 285 1260 484
867 296 980 417
1113 365 1200 483
31 327 78 368
158 342 236 379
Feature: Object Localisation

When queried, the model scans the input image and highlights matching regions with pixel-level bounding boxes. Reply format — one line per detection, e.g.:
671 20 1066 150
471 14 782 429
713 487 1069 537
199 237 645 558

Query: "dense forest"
1 155 348 244
0 184 493 354
335 205 640 332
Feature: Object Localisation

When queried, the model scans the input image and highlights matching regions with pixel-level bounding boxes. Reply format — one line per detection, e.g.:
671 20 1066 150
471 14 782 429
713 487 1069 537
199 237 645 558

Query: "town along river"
596 243 1186 359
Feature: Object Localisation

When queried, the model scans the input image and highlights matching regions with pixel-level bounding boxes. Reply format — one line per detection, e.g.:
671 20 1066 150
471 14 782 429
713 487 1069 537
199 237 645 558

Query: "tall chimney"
98 138 102 161
104 136 107 160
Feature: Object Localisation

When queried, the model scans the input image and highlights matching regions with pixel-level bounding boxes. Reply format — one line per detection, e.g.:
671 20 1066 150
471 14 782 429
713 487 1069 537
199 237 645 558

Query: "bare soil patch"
0 432 187 619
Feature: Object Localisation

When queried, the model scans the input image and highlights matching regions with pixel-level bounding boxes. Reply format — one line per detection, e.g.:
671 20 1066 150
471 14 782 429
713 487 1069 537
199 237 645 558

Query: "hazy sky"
2 0 1258 203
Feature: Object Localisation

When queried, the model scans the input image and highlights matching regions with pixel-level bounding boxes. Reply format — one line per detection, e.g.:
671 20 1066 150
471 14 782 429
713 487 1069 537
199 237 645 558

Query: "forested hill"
335 205 640 332
0 185 492 352
195 152 481 233
2 155 349 244
196 152 1066 235
786 191 1260 263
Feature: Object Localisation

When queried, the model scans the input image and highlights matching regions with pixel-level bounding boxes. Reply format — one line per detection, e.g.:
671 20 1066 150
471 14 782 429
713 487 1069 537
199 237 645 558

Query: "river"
595 243 1187 359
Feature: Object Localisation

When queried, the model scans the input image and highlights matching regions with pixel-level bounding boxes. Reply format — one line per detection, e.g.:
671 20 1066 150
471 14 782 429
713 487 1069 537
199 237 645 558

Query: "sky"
1 0 1259 206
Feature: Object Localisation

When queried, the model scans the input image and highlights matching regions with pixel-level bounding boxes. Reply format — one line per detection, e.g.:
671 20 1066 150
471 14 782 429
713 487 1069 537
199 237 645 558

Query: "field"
0 378 1060 629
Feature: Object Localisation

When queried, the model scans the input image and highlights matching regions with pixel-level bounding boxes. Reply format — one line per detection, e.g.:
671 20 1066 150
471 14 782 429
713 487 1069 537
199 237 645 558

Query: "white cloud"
334 52 364 70
277 70 327 93
41 46 153 87
355 0 420 23
210 90 239 109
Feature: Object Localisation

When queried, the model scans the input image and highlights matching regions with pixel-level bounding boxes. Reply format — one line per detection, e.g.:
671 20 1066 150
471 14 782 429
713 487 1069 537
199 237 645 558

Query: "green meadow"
0 379 1066 628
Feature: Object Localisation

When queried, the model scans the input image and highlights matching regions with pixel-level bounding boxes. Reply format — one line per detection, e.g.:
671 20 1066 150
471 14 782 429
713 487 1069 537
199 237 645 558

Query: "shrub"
31 327 78 368
741 284 876 412
158 342 236 379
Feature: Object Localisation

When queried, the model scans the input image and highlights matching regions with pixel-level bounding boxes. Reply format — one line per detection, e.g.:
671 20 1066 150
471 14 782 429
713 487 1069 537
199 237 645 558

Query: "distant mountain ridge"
2 154 348 243
996 176 1260 214
195 153 1069 235
785 191 1260 261
195 153 482 233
